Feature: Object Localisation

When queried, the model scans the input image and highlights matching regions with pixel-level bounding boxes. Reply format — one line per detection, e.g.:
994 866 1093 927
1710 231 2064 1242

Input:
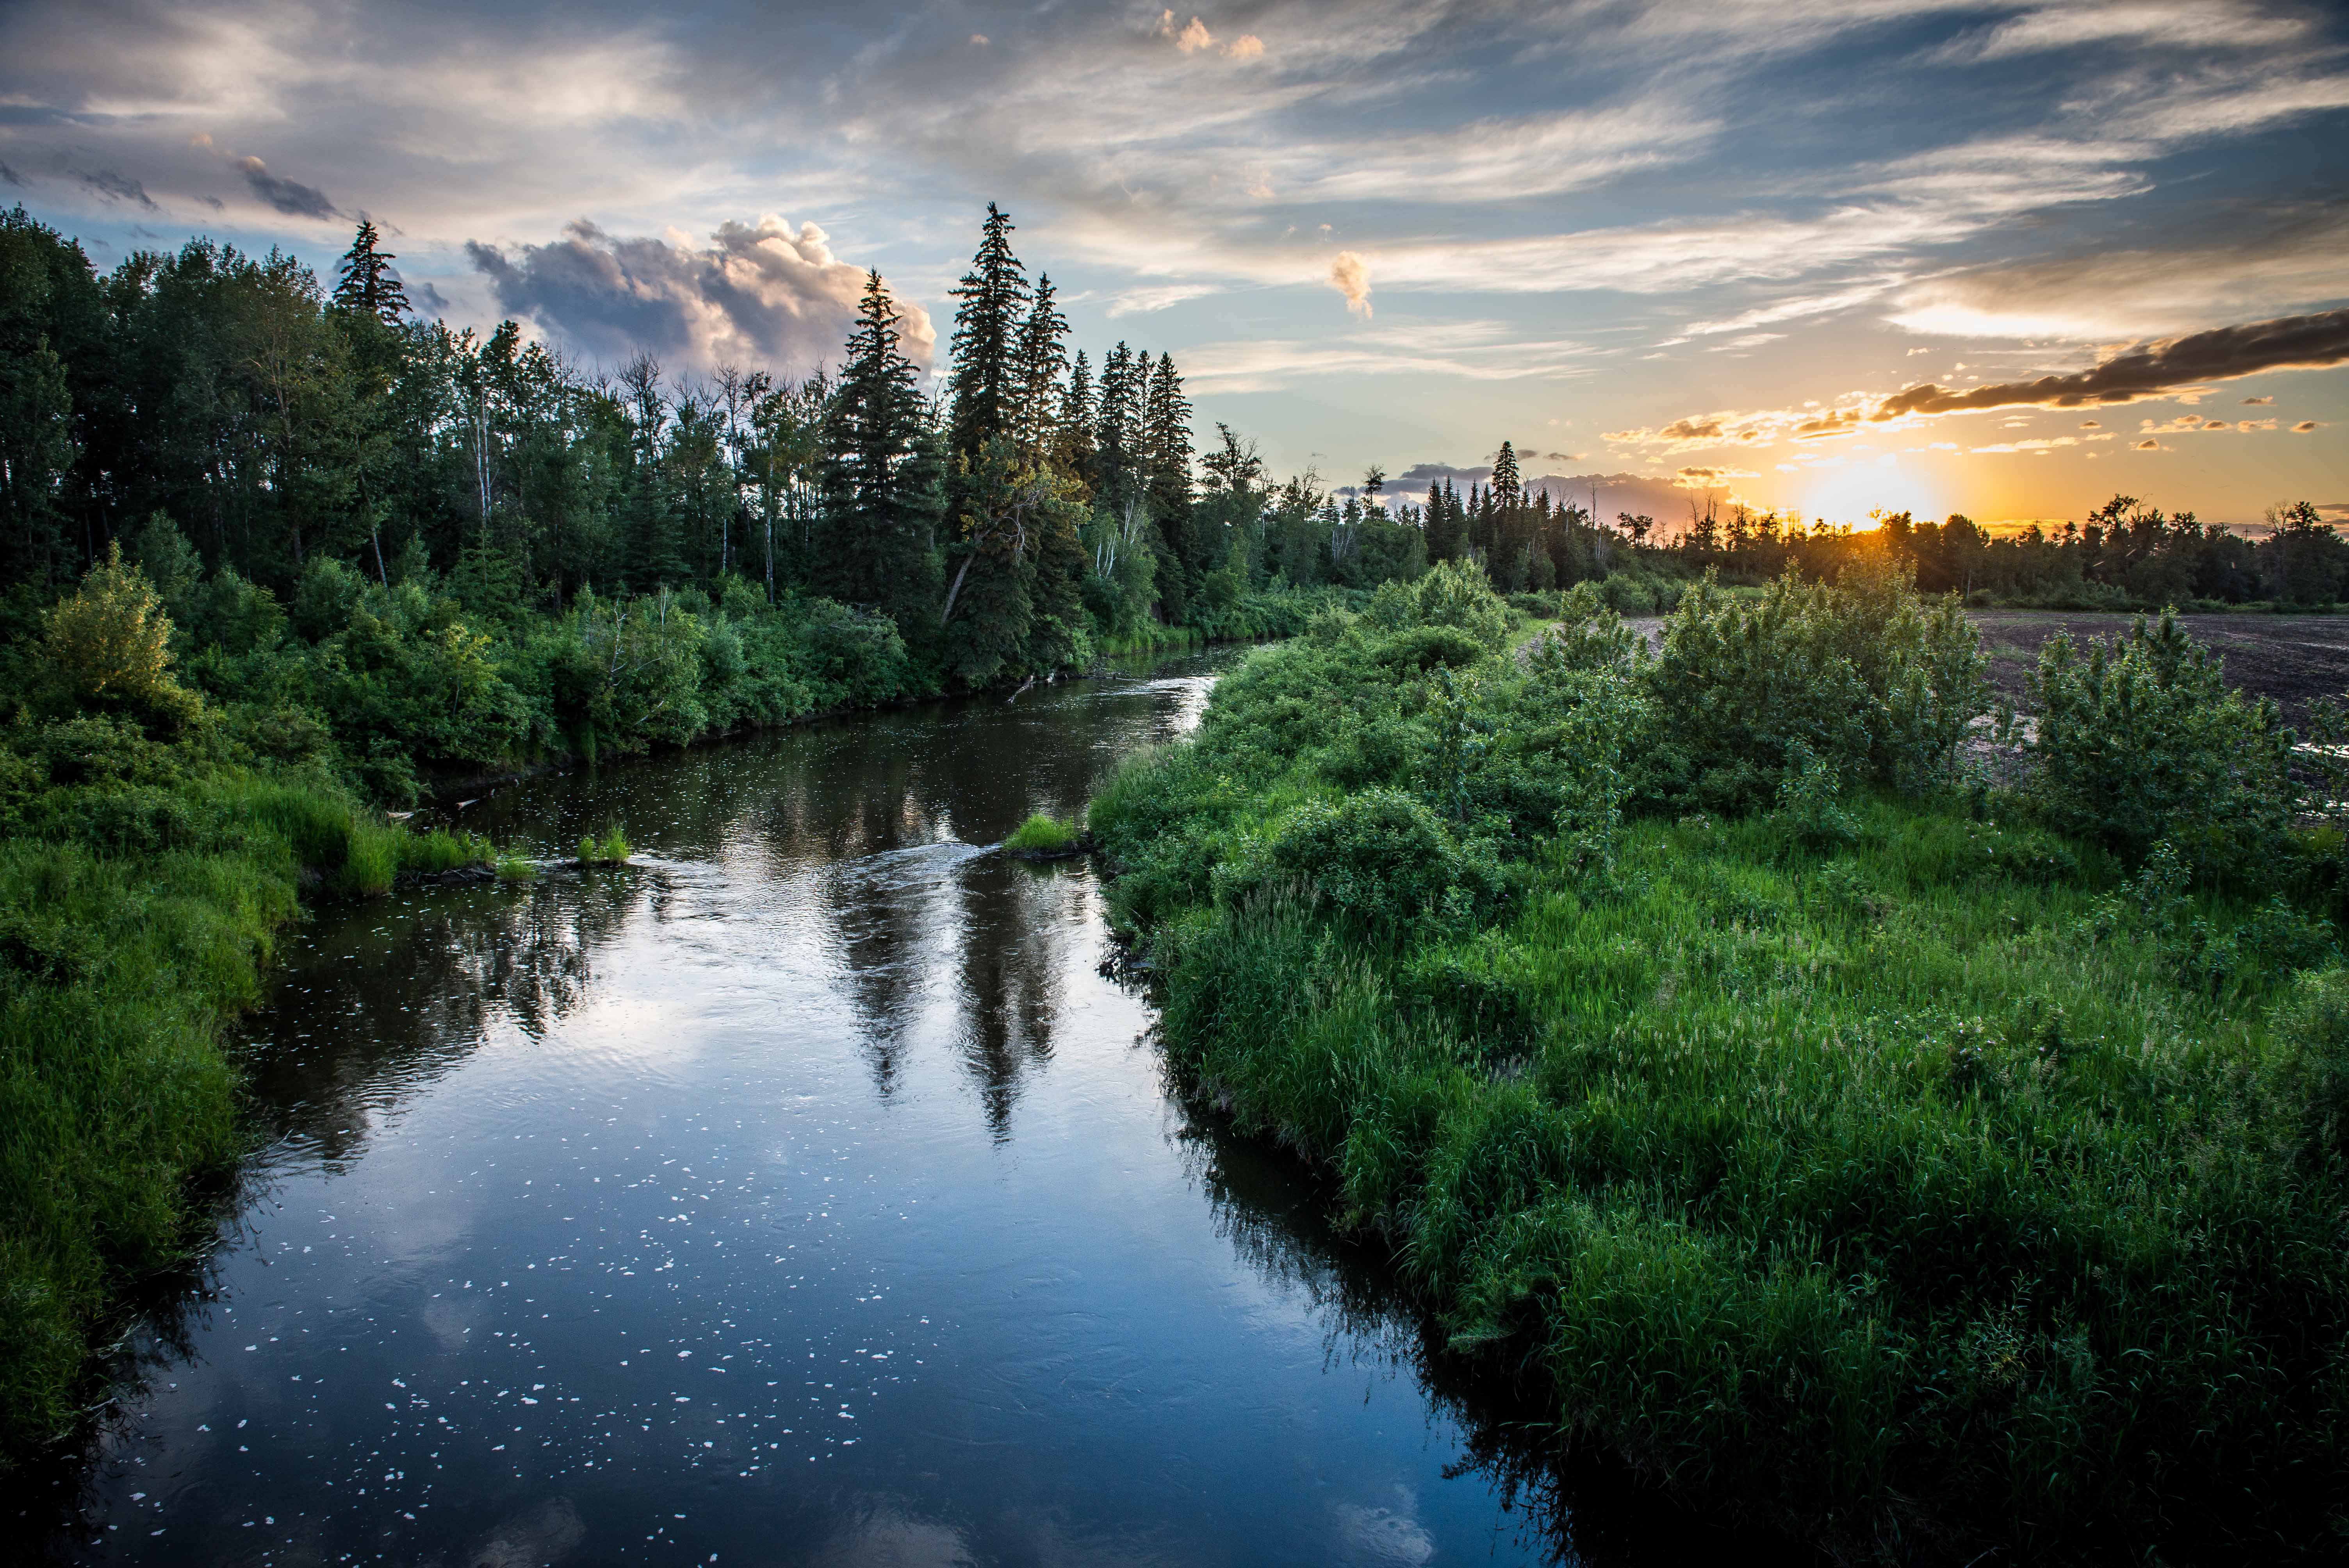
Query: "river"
28 651 1725 1567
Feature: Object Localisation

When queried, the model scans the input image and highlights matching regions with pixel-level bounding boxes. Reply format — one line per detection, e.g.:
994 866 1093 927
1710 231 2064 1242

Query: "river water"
28 652 1720 1567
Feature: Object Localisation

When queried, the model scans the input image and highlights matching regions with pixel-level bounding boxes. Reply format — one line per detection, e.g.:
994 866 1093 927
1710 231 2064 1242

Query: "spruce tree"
819 270 942 622
1144 352 1196 583
1057 349 1095 474
1091 342 1139 502
332 219 410 325
1011 272 1069 461
1491 440 1522 512
945 203 1028 463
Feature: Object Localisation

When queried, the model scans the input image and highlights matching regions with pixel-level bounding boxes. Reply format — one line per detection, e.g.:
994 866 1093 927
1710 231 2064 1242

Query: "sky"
3 0 2346 529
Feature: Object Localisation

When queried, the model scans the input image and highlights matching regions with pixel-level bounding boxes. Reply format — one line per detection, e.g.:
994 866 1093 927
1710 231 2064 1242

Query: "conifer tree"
332 219 409 325
1057 349 1095 474
1091 342 1140 503
1491 440 1522 512
1144 351 1196 589
1011 272 1069 460
819 270 942 622
945 203 1028 462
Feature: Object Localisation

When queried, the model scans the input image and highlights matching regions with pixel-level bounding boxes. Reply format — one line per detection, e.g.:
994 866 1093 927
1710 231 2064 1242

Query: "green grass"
0 757 504 1466
576 826 631 865
1004 813 1081 855
1135 798 2347 1552
1089 565 2349 1554
495 851 539 882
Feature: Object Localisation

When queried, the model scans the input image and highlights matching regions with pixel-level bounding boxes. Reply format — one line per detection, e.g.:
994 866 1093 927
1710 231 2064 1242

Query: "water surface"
30 653 1711 1566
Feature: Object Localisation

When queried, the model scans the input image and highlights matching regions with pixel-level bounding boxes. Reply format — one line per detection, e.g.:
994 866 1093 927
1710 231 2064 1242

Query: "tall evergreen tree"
1091 342 1141 503
1011 271 1069 461
1057 348 1095 475
945 203 1028 463
1144 352 1196 593
332 219 410 325
819 270 942 622
1491 440 1522 512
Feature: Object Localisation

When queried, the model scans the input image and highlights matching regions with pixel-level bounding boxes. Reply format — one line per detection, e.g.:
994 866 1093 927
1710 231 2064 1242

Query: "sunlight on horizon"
1797 456 1944 530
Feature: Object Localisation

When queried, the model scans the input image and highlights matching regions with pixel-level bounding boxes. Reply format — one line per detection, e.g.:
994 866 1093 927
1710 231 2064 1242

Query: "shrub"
1640 563 1987 812
39 545 201 732
2026 607 2295 875
1219 788 1504 935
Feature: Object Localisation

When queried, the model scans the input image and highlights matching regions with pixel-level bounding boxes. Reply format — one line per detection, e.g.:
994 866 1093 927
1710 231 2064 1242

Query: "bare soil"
1971 610 2349 721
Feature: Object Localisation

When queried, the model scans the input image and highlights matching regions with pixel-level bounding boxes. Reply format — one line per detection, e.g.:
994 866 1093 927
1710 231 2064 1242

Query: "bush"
1218 788 1506 935
1640 563 1987 812
2026 607 2296 875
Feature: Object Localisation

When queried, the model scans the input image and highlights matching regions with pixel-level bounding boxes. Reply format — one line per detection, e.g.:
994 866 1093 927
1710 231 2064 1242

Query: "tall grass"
0 766 494 1465
1004 813 1080 854
1093 563 2349 1553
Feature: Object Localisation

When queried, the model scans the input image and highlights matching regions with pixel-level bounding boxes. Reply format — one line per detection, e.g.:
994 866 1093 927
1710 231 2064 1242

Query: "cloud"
2079 419 2100 428
1159 12 1214 53
467 215 934 373
1328 251 1371 317
2242 395 2273 404
1103 283 1220 316
1885 207 2349 340
239 155 336 218
2296 421 2324 433
1225 34 1264 60
1676 465 1757 485
2136 438 2167 449
1935 2 2311 63
1971 434 2115 454
79 168 157 210
1873 307 2349 418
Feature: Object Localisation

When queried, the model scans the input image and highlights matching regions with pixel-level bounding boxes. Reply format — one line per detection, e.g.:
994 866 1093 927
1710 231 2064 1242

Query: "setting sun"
1797 455 1945 529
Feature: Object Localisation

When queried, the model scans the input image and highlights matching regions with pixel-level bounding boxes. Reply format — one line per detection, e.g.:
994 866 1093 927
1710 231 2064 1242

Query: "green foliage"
1097 556 2349 1550
1641 562 1987 812
1004 813 1080 854
0 702 503 1463
576 826 630 866
2027 606 2297 875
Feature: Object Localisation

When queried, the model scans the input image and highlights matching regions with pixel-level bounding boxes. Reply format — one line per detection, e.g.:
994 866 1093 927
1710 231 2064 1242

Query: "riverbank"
1089 566 2349 1559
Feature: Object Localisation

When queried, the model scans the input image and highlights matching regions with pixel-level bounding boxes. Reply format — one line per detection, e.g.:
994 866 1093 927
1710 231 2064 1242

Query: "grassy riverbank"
1090 563 2349 1556
0 554 511 1463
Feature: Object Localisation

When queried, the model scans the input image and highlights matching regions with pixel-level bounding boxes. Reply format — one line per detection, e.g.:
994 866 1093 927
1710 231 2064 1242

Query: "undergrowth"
1091 559 2349 1557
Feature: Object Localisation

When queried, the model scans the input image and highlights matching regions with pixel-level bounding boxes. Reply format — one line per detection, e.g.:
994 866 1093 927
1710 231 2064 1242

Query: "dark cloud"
1394 461 1489 487
0 162 22 187
468 216 936 373
2297 421 2324 433
1874 308 2349 420
80 168 157 210
239 156 337 219
411 280 452 316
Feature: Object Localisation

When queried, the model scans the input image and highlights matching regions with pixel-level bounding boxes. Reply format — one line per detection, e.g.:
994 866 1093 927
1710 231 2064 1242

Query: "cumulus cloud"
467 215 935 373
2242 394 2273 404
1328 251 1371 317
239 155 337 219
2296 421 2324 433
2137 438 2167 449
1160 12 1214 52
1225 34 1264 60
1675 465 1757 485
